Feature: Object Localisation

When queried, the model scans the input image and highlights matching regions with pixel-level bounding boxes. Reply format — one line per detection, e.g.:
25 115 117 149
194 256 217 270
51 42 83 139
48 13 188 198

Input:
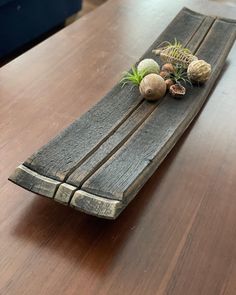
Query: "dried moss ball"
137 59 160 76
139 74 166 101
187 60 211 83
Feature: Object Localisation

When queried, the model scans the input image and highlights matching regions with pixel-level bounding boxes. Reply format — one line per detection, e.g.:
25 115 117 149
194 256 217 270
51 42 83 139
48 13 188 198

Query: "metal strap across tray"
9 8 236 219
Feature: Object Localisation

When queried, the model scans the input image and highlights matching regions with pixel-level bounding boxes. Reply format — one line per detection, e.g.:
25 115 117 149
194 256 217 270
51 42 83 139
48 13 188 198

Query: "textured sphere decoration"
187 60 211 83
139 74 166 101
137 59 160 76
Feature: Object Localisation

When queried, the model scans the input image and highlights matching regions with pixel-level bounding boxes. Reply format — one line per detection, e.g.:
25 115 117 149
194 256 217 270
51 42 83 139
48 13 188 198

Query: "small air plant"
168 38 192 55
153 38 197 68
168 64 192 98
153 39 192 56
169 64 192 86
120 66 147 88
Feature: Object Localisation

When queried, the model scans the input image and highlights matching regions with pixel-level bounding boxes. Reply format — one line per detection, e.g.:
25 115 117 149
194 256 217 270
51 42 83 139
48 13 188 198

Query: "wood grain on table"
1 0 236 294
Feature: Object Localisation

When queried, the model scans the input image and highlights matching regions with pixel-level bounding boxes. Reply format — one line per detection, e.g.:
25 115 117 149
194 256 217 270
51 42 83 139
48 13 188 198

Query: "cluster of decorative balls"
137 58 211 101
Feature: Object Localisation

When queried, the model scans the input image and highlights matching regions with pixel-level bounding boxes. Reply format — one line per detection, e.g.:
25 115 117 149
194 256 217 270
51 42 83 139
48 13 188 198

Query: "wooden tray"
9 8 236 219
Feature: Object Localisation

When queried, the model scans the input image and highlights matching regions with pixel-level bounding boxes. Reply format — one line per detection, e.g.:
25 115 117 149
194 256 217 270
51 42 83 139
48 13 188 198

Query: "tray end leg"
70 190 124 220
8 164 60 198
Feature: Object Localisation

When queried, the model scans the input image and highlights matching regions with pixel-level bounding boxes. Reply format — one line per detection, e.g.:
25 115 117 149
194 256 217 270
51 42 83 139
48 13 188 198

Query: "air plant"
169 64 192 86
168 64 192 98
153 38 192 56
167 38 192 54
153 39 196 68
120 66 147 87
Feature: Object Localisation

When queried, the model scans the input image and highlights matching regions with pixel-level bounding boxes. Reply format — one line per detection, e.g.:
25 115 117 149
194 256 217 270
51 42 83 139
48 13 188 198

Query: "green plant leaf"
169 64 192 86
120 66 148 87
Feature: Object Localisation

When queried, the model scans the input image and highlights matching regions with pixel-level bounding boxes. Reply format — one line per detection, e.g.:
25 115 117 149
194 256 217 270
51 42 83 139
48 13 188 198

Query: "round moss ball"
137 59 160 76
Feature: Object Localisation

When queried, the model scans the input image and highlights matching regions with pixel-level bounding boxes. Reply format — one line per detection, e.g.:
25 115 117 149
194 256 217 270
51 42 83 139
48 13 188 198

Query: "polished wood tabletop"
1 0 236 294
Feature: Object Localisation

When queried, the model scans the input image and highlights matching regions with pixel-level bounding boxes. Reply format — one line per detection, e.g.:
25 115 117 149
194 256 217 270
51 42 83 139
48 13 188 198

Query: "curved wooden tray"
9 7 236 219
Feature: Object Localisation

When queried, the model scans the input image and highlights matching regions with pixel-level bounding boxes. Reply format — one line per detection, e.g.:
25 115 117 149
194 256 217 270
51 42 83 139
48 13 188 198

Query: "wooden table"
1 0 236 294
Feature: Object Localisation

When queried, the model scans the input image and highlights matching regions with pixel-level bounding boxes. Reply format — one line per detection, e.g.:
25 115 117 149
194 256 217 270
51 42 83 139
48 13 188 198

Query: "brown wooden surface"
1 0 236 294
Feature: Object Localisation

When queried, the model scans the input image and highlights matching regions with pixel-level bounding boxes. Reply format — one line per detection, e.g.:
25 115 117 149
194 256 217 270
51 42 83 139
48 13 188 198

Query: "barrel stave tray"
9 8 236 219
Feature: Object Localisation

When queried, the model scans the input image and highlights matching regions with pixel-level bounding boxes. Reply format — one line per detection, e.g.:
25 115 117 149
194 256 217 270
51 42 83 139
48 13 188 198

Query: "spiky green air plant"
120 66 147 87
152 39 196 68
168 38 192 54
154 38 192 57
169 64 192 86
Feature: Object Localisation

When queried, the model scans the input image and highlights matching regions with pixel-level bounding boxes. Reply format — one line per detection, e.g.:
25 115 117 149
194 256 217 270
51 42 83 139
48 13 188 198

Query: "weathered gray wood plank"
79 19 236 210
70 190 123 219
22 7 206 182
66 100 160 188
54 183 77 204
186 15 215 52
66 15 215 190
9 165 60 198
